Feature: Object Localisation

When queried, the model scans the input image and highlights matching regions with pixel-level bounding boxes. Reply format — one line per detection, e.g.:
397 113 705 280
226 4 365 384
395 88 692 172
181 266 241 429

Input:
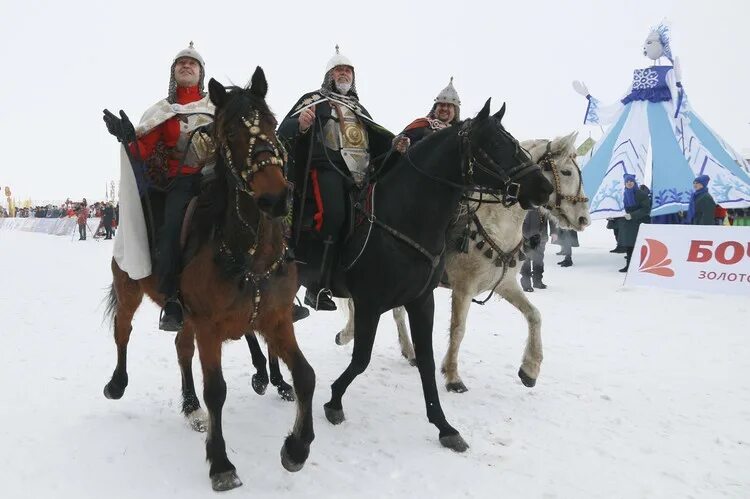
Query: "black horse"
291 99 553 450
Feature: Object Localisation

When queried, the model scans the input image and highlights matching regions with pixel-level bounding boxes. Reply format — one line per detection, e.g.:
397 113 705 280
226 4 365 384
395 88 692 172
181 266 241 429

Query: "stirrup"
304 288 336 311
159 298 184 332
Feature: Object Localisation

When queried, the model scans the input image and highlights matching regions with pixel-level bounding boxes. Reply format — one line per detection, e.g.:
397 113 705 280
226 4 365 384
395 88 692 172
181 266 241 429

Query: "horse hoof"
103 380 126 400
324 404 345 425
277 386 296 402
251 374 268 395
280 442 306 472
210 470 242 491
440 433 470 453
408 358 418 367
446 381 468 393
518 368 537 388
186 408 208 433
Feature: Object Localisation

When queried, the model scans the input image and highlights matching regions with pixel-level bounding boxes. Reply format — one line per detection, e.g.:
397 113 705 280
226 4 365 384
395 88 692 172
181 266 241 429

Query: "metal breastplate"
322 103 369 185
175 113 216 171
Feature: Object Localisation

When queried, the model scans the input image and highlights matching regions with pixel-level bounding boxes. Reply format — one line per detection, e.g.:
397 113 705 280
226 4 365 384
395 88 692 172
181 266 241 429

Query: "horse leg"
405 293 469 452
196 326 241 491
261 318 315 472
500 281 543 387
324 299 379 425
103 277 143 400
334 298 356 346
176 324 207 432
441 289 472 393
392 306 415 365
244 332 269 395
268 351 295 402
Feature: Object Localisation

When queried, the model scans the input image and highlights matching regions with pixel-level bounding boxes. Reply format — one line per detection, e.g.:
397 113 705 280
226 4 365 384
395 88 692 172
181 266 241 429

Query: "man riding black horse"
393 77 462 153
278 45 393 311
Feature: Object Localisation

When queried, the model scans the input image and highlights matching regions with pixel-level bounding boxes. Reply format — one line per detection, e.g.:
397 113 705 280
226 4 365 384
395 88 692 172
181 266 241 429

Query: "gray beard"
335 81 352 94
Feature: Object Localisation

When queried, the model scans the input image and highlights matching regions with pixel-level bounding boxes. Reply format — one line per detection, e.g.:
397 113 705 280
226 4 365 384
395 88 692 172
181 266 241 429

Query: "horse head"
523 133 591 230
465 99 553 209
209 68 288 218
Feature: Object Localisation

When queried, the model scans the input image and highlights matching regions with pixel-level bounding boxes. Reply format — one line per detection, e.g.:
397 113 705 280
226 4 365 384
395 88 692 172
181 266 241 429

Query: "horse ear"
250 66 268 99
208 78 226 108
493 102 506 121
553 131 579 153
476 98 491 120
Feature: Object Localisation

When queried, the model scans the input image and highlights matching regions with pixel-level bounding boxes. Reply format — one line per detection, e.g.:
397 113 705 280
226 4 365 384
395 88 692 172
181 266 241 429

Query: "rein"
403 119 540 207
348 183 445 297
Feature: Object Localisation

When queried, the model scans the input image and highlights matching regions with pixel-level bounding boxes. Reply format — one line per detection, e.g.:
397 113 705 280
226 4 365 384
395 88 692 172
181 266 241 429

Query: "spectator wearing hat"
618 174 651 272
687 174 716 225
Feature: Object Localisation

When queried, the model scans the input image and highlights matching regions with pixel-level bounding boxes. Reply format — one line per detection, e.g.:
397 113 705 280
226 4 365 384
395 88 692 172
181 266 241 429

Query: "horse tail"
103 282 118 326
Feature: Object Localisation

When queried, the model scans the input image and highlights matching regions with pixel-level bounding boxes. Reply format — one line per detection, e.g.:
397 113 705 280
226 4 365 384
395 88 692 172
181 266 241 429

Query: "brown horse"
102 69 315 492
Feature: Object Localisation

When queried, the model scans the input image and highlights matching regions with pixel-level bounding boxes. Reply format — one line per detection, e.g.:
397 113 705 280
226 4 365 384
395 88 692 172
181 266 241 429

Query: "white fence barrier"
0 217 103 236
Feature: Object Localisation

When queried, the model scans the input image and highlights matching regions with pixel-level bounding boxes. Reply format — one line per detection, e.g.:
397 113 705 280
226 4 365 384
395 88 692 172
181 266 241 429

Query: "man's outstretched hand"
103 109 136 143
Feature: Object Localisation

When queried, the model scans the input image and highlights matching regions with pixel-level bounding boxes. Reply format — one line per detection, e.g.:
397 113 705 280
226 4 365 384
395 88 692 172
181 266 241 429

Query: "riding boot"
292 304 310 322
304 236 337 311
159 295 184 332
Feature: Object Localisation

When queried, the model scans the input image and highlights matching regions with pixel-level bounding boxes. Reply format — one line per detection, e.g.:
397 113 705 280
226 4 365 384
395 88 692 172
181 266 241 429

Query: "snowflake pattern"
632 68 659 90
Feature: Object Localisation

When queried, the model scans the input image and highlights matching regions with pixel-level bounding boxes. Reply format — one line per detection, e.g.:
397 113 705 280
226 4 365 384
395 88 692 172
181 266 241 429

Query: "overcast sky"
1 0 748 203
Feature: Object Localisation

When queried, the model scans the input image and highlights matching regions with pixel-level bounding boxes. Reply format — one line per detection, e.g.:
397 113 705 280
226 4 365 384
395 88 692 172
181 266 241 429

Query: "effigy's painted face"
643 32 664 60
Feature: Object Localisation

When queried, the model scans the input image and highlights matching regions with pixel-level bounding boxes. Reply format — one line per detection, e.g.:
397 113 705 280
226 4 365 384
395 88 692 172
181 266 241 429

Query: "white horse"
336 133 590 392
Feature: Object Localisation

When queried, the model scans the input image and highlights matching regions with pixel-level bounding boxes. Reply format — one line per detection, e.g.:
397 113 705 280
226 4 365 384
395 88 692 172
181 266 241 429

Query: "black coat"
691 192 717 225
617 189 651 247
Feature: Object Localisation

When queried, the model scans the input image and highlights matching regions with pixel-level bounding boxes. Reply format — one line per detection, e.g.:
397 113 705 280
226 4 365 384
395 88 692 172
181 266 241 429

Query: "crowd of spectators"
2 198 118 221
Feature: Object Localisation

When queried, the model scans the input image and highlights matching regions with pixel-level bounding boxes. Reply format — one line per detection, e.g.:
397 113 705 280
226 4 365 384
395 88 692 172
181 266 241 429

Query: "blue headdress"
653 22 673 62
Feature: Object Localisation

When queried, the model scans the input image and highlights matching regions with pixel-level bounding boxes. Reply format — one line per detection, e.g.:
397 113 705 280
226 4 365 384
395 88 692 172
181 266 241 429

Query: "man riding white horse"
394 77 461 153
278 45 393 312
103 42 215 331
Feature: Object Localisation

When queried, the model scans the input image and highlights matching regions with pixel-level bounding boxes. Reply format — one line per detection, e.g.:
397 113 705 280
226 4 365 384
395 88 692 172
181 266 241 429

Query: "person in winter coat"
618 173 651 272
687 174 717 225
77 200 89 241
102 203 115 239
520 209 551 291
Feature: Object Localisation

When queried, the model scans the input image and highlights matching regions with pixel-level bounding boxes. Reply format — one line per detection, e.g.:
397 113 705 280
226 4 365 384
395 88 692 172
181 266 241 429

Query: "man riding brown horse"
278 45 393 311
103 42 215 331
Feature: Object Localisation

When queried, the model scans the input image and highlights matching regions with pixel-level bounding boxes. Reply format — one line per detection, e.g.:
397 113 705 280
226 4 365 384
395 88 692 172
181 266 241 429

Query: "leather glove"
103 109 123 140
103 109 136 143
118 110 136 143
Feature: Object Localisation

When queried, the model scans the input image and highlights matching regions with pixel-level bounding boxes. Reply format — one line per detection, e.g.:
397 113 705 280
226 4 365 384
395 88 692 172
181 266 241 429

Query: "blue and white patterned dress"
581 65 750 219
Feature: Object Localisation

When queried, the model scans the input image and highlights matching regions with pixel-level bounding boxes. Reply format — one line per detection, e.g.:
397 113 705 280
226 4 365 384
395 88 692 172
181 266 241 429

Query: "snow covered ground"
1 221 748 498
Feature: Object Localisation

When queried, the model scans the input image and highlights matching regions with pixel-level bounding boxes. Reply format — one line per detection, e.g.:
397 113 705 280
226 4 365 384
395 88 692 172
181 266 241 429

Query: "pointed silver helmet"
325 44 354 73
435 77 461 107
167 41 206 103
321 44 358 97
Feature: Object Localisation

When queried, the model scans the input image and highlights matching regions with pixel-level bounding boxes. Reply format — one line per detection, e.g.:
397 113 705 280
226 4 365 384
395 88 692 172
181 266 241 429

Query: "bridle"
538 141 588 209
214 107 290 327
218 109 288 234
404 118 541 208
